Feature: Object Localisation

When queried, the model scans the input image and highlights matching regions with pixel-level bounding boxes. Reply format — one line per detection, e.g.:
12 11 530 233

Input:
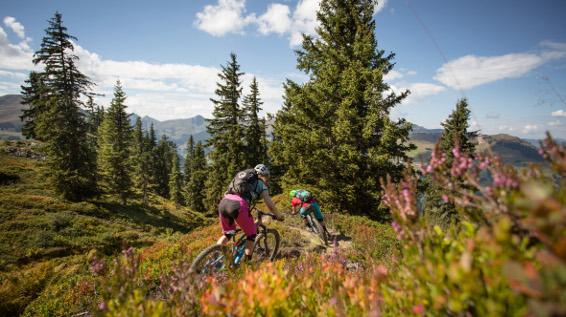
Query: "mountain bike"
189 208 281 275
305 213 328 245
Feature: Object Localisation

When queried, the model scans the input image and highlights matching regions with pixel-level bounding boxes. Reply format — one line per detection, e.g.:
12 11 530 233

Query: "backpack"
295 189 313 203
228 169 259 202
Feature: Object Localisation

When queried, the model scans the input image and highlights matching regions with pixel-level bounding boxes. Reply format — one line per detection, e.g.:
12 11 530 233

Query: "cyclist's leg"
217 196 240 245
229 194 256 259
299 205 310 228
311 202 327 230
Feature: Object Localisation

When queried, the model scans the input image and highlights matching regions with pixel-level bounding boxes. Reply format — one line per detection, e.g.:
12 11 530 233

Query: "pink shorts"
218 194 257 237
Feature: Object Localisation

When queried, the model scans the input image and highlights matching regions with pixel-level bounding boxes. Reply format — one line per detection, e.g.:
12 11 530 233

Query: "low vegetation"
0 141 209 316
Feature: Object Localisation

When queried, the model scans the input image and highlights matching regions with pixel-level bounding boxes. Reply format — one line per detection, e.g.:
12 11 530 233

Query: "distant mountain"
0 94 24 131
129 113 209 154
0 94 554 166
409 124 545 167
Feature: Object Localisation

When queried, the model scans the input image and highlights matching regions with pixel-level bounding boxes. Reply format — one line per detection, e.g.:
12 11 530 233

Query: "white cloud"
434 42 566 90
471 119 480 130
374 0 389 14
498 125 515 132
257 4 292 35
3 16 25 39
391 82 446 104
548 120 562 127
194 0 255 36
551 109 566 117
0 26 34 70
0 69 27 80
0 17 284 120
522 124 539 134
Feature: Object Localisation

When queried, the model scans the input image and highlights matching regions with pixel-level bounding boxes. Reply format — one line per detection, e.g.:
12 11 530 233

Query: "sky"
1 0 565 139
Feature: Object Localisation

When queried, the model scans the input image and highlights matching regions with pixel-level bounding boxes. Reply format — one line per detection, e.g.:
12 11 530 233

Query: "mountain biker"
217 164 284 261
290 189 327 232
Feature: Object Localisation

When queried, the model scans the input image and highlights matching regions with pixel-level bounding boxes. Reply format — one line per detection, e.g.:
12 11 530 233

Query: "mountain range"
0 94 548 166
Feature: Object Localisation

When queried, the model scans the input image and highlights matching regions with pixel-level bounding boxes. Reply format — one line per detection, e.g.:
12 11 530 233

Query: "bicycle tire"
254 228 281 261
311 217 328 245
189 244 226 274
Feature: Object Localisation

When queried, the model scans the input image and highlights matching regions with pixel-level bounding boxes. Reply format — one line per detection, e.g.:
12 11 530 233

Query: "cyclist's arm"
260 191 284 220
291 205 297 215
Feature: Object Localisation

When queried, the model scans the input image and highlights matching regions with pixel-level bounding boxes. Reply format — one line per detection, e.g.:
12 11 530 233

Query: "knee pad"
246 234 257 242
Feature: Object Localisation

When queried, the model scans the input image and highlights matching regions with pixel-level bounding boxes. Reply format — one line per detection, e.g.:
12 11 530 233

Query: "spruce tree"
204 53 245 211
97 81 133 205
168 151 183 205
184 135 195 185
242 77 268 166
154 135 175 198
30 12 97 200
132 117 151 204
20 71 49 140
423 98 479 224
186 141 207 212
439 98 478 157
270 0 415 214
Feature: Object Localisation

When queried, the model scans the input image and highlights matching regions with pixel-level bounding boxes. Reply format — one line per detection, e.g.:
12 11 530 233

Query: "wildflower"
412 304 425 315
90 257 105 276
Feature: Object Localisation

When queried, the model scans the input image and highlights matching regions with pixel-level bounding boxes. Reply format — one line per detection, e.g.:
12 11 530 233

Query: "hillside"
408 124 544 166
0 141 210 315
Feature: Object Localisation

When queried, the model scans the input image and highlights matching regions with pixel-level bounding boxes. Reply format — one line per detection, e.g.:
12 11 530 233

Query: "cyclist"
217 164 284 261
290 189 327 232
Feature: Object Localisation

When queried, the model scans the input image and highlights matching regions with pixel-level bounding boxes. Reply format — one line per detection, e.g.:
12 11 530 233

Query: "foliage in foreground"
381 134 566 316
93 135 565 317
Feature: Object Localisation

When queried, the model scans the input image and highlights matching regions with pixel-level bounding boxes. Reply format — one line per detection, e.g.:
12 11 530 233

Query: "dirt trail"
277 221 353 259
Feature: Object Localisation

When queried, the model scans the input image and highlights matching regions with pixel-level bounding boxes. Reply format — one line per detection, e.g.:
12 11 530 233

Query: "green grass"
0 140 211 315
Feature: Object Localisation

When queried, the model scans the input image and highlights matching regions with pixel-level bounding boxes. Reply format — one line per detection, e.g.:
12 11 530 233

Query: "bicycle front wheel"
254 228 280 261
312 217 328 245
190 244 227 274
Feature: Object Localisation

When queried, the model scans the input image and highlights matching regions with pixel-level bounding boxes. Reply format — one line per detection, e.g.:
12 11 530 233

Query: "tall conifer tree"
132 117 151 204
29 12 97 200
439 98 478 158
270 0 415 214
20 71 49 140
169 152 183 205
184 135 195 185
186 141 207 212
154 135 176 198
97 81 132 205
242 77 268 166
204 53 245 211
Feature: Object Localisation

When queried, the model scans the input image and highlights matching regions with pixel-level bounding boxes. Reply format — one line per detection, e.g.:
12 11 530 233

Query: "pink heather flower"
442 194 449 203
412 304 425 315
98 301 107 311
90 257 105 276
452 147 461 158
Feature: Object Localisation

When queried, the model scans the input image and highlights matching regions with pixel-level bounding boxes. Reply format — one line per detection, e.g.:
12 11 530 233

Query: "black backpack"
227 169 259 202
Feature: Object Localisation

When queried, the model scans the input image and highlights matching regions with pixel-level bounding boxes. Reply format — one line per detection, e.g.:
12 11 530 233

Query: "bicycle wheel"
189 245 226 274
253 228 281 261
311 217 328 245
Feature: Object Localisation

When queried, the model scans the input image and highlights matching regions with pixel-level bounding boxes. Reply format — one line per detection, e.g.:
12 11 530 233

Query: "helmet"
289 190 297 198
254 164 270 176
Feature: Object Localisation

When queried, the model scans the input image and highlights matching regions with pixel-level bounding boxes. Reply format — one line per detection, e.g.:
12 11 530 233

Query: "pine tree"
423 98 479 224
270 0 415 214
184 135 195 185
132 117 151 204
169 151 183 205
204 53 245 211
30 12 97 200
154 135 175 198
439 98 478 158
186 141 208 212
242 77 268 166
97 81 133 205
20 71 49 140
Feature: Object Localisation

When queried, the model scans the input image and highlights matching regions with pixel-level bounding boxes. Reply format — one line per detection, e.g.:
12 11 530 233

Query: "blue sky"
1 0 565 138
